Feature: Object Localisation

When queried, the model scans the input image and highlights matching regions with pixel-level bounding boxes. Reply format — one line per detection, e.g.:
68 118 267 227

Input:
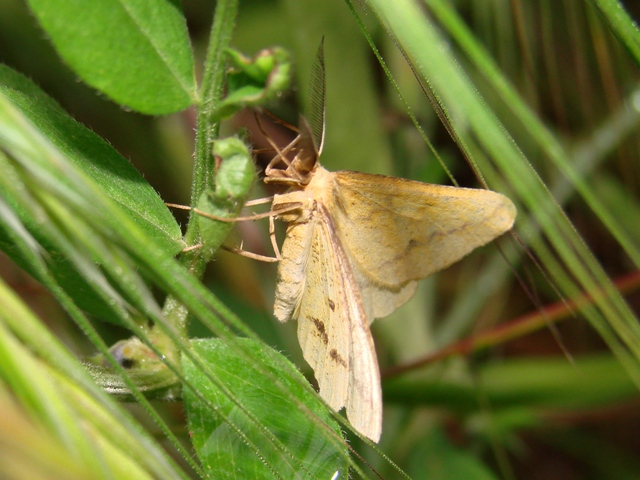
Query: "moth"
265 42 516 442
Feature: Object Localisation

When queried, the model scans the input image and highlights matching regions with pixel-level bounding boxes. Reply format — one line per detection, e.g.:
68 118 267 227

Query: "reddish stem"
382 270 640 379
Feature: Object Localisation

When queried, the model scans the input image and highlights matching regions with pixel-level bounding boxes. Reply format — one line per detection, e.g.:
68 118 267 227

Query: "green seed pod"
197 137 256 259
213 47 292 121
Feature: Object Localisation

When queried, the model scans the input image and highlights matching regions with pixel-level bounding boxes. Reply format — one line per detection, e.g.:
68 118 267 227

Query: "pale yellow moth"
265 42 516 442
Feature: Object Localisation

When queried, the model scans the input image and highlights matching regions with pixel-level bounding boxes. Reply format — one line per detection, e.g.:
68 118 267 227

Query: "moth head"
264 38 326 190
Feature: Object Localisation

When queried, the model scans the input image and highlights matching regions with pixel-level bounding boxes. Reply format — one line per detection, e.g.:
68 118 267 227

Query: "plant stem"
382 270 640 379
186 0 239 254
165 0 239 335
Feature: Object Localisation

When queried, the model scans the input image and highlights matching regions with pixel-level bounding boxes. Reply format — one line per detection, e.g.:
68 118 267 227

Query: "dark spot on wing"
330 349 347 367
328 298 335 311
310 316 328 345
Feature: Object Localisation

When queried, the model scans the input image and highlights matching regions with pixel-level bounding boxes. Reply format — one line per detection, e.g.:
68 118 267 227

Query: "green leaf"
0 65 184 322
26 0 196 114
183 338 349 479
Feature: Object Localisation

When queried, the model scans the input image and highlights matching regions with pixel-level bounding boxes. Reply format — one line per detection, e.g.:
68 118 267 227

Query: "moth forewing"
339 251 383 442
346 307 382 443
319 203 382 442
293 210 351 413
354 271 418 322
331 171 516 292
272 189 320 321
272 219 314 323
272 176 383 441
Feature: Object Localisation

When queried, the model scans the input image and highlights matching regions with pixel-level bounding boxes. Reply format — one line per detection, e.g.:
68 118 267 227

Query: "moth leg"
192 202 301 223
192 207 276 222
261 108 299 133
166 202 280 223
181 243 202 253
244 196 274 207
254 112 308 184
255 112 298 172
181 240 279 262
217 208 282 262
221 245 278 262
168 199 300 262
269 214 282 261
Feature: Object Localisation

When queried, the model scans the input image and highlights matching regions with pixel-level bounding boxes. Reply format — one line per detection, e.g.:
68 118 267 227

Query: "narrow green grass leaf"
0 277 188 479
0 317 143 478
26 0 196 114
384 354 637 411
0 382 93 480
588 0 640 67
0 66 184 323
0 181 202 474
183 338 349 479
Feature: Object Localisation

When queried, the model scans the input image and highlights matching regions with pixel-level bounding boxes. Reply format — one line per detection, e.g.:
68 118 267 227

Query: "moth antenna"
305 37 326 156
264 37 326 184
